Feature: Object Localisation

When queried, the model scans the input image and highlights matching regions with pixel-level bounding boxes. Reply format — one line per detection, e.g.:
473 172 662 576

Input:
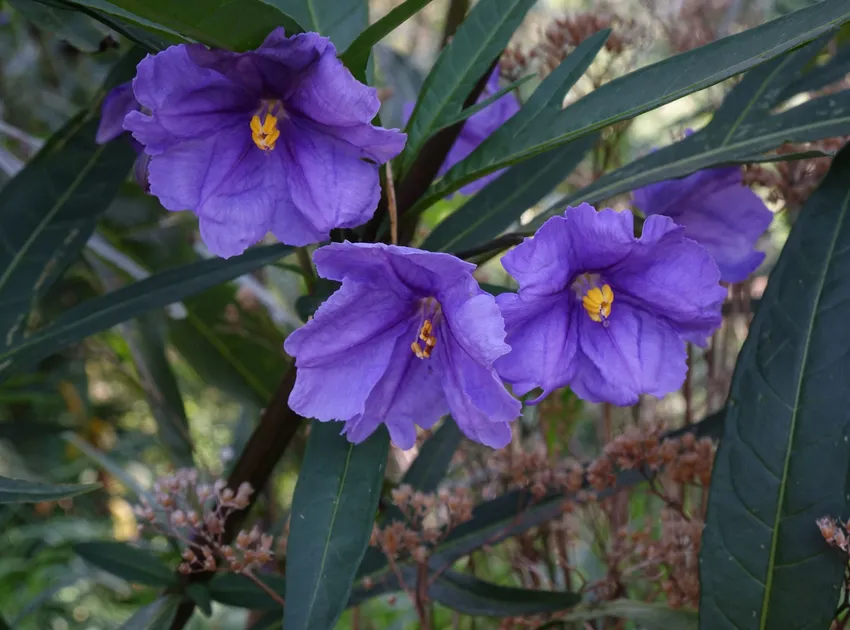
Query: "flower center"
411 298 441 359
250 101 284 152
572 273 614 325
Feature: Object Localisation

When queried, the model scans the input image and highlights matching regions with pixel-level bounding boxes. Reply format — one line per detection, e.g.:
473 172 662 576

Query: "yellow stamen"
581 283 614 323
251 113 280 151
411 318 437 359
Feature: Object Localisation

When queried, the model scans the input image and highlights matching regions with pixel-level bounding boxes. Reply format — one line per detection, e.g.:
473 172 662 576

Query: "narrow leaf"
75 541 176 587
423 134 596 253
208 573 286 610
401 420 462 493
398 0 538 174
434 75 533 133
424 0 850 204
430 571 581 616
0 244 291 381
8 0 107 51
341 0 436 77
62 433 149 499
284 423 389 630
552 600 697 630
0 49 141 358
0 476 99 503
699 144 850 629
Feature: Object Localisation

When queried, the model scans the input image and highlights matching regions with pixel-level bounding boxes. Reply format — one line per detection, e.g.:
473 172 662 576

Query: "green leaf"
700 145 850 628
59 0 186 50
186 583 213 617
397 0 538 175
422 0 850 206
423 134 596 253
62 433 150 499
126 314 194 467
341 0 436 78
549 600 697 630
0 244 291 381
431 571 580 616
208 573 286 610
432 75 533 134
285 423 390 630
781 40 850 98
75 541 176 587
118 596 180 630
266 0 365 49
0 476 100 503
0 49 141 361
7 0 108 51
88 0 302 50
401 420 461 493
538 36 850 221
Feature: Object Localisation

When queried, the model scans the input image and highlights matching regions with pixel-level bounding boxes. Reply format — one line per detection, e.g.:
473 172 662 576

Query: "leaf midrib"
299 443 354 626
0 142 107 295
757 180 850 629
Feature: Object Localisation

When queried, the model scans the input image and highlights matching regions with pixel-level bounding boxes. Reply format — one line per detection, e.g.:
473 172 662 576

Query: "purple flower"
404 69 519 196
495 203 725 406
96 82 150 191
284 242 521 449
123 29 406 258
633 161 772 284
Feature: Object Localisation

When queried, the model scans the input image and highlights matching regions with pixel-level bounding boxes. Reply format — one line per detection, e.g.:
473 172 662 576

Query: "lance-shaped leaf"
0 49 141 366
0 244 290 381
285 423 389 630
536 36 850 222
0 476 99 503
418 0 850 207
75 541 176 587
397 0 538 175
699 144 850 630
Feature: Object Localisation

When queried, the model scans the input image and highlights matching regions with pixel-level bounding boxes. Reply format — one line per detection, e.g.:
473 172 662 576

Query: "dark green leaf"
285 423 389 630
267 0 365 49
186 583 213 617
401 420 461 493
249 611 283 630
8 0 107 51
0 49 141 361
125 314 193 467
434 75 532 134
59 0 186 50
537 37 850 223
62 433 149 499
208 573 286 610
295 278 340 322
423 134 596 253
0 244 291 381
341 0 436 78
781 41 850 98
0 476 99 503
75 541 176 587
118 596 180 630
397 0 538 175
87 0 302 50
422 0 850 205
430 571 581 616
699 145 850 629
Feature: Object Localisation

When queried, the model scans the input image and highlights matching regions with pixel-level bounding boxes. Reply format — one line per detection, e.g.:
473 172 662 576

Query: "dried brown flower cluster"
132 469 274 576
501 12 635 81
818 516 850 552
370 484 475 564
745 138 848 210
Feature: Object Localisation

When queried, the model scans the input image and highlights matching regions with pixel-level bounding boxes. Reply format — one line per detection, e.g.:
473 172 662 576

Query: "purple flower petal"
571 301 687 405
634 165 772 282
97 83 139 144
608 214 726 345
145 128 279 258
495 292 577 400
124 45 253 155
285 281 414 421
343 321 450 449
279 118 382 237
